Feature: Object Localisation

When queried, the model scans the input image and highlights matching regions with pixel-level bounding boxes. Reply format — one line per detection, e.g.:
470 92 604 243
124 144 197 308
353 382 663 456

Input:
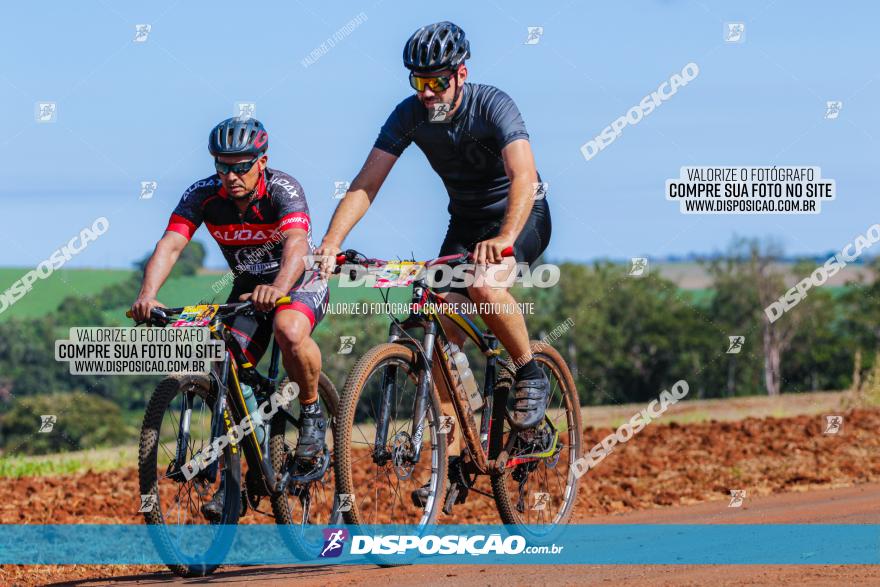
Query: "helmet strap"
450 73 464 114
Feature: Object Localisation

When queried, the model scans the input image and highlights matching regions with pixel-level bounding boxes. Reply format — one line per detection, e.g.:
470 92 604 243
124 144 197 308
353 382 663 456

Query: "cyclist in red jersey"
131 118 329 519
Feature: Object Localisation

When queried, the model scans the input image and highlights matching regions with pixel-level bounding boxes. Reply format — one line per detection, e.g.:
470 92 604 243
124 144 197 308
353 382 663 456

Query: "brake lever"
147 308 170 327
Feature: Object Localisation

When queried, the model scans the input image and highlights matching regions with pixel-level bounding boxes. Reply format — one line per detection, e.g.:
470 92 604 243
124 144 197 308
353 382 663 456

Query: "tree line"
1 236 877 438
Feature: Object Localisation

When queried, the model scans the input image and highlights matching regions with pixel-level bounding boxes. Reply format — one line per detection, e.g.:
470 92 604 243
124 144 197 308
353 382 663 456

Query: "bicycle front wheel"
335 343 447 528
138 372 241 577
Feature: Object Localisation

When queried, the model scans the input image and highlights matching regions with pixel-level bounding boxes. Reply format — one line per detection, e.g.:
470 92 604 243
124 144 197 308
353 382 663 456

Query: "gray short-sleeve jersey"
373 83 537 221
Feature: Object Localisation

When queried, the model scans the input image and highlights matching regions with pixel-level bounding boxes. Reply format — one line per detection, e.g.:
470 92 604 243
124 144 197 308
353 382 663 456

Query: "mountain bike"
130 298 337 577
332 249 582 542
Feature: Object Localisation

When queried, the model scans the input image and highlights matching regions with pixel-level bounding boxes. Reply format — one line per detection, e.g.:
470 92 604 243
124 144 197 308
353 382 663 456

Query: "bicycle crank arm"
442 482 470 515
489 429 520 474
278 447 331 491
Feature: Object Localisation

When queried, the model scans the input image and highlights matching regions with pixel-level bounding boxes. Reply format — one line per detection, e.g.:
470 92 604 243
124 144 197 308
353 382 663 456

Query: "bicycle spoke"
342 351 443 528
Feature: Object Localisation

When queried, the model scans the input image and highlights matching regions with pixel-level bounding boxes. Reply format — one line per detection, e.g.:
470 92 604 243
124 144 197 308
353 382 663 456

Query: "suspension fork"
370 322 405 462
203 351 231 484
488 341 511 469
374 368 397 462
173 390 193 473
226 357 279 495
267 336 281 382
407 320 437 464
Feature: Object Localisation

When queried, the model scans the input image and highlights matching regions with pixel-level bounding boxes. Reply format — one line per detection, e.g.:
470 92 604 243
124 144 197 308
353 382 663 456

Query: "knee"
274 322 310 355
467 282 503 304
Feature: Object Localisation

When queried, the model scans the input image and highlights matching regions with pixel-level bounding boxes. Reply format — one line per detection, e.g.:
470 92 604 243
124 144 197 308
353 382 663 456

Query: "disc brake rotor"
391 431 415 480
192 478 211 498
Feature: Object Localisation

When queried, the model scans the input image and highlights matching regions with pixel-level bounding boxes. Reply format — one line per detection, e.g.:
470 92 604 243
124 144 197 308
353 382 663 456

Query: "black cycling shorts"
224 273 329 365
437 197 551 298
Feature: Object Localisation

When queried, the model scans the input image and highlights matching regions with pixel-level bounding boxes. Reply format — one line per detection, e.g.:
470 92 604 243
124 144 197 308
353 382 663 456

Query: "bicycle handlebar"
332 246 514 271
125 296 293 326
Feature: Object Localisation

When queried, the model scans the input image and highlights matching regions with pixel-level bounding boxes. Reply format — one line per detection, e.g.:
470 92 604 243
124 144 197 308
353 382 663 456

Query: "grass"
0 445 137 478
0 268 132 321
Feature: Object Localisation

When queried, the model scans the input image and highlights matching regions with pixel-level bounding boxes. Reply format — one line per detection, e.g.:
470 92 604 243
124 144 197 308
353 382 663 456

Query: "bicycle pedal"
442 485 460 515
441 483 469 515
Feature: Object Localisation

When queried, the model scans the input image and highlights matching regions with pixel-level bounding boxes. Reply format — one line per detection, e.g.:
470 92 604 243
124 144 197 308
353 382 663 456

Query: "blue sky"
0 1 876 269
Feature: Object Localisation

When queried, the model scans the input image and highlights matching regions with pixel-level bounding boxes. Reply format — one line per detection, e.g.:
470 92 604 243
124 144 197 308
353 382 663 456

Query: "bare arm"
473 139 539 265
316 148 397 277
131 231 188 320
270 228 311 292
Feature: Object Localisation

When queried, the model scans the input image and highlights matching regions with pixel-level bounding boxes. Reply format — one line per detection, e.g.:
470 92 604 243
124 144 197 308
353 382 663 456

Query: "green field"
0 445 136 478
0 267 412 324
0 268 132 321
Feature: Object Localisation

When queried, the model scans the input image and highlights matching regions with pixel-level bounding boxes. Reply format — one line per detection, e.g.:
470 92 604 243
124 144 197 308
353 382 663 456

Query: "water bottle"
444 342 483 412
240 382 266 444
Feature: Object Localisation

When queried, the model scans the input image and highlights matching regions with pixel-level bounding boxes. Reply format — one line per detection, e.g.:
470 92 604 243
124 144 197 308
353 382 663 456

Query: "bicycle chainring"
449 456 477 489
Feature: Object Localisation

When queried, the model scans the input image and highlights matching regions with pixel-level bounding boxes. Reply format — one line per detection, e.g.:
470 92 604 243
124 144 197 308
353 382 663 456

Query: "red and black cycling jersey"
166 168 314 284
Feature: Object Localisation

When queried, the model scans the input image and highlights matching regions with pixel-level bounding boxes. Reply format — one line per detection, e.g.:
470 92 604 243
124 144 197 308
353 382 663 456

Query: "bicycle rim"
138 374 240 577
335 343 447 529
491 343 582 541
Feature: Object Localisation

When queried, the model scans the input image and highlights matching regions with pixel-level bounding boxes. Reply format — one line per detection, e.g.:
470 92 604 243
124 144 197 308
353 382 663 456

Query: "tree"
135 239 206 278
708 237 821 396
0 392 132 455
519 261 715 404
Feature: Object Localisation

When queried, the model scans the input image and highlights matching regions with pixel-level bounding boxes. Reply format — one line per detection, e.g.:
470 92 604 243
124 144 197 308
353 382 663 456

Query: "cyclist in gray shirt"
316 20 552 459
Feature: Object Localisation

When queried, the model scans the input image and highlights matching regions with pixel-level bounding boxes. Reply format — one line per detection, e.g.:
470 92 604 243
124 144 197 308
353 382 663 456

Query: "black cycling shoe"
510 373 551 431
201 488 224 522
294 403 327 460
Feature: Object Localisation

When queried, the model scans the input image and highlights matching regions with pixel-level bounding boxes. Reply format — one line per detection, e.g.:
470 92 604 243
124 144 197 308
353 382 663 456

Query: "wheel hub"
391 431 415 480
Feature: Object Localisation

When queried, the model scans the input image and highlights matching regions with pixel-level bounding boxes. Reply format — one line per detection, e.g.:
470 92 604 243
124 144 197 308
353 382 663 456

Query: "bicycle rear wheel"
335 343 447 528
270 372 339 559
491 341 582 541
138 373 241 577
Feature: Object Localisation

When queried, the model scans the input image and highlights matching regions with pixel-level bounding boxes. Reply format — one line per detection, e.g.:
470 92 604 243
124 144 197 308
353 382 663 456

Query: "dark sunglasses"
409 72 453 92
214 155 261 175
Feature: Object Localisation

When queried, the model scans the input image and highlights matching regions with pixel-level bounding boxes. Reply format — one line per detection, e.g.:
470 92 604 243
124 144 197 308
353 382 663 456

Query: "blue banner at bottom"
0 524 877 565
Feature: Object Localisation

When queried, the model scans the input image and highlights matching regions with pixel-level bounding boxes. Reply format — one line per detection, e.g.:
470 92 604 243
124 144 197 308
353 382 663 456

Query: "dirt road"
4 407 878 585
52 483 880 587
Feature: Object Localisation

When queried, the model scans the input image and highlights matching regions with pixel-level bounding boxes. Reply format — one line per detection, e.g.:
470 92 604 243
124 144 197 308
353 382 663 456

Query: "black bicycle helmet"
403 21 470 73
208 117 269 157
